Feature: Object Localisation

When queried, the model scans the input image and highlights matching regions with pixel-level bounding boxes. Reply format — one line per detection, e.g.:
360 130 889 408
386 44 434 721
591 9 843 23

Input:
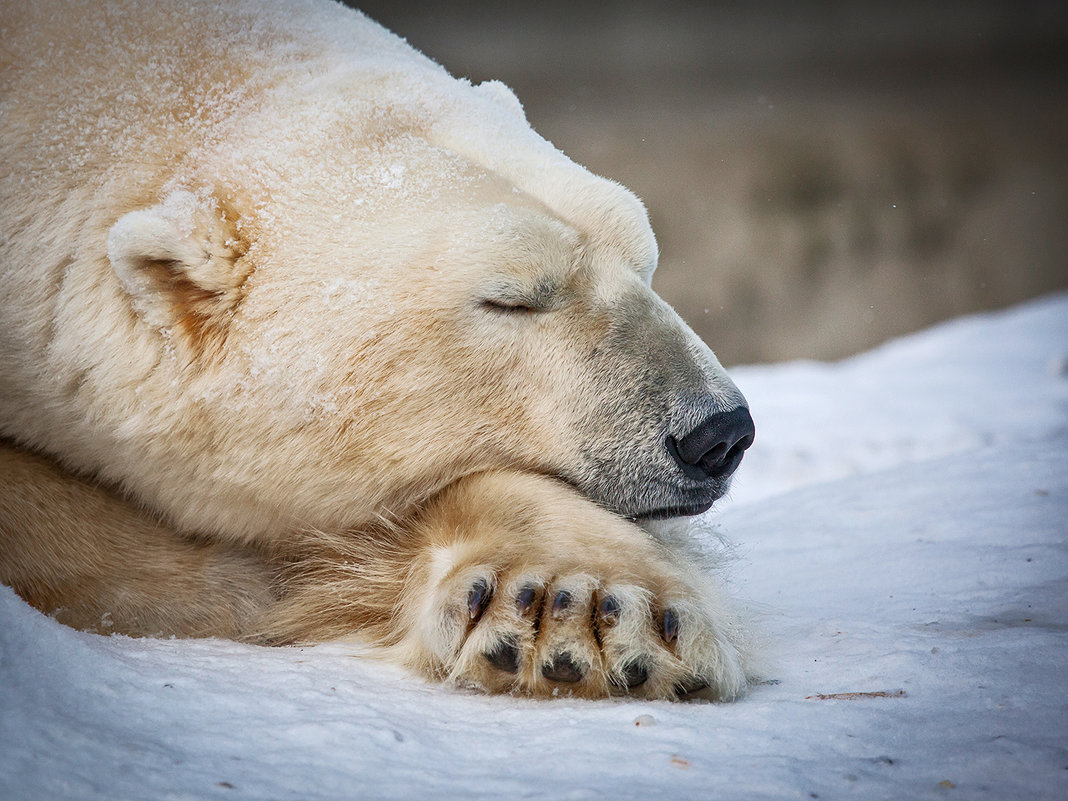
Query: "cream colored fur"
0 0 756 699
0 442 274 638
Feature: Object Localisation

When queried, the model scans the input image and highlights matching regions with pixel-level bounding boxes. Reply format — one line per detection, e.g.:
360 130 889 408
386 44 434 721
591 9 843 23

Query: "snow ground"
2 294 1066 800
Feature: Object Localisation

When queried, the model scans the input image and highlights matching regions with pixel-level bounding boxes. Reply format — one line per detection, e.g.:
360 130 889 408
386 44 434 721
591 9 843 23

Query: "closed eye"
481 298 539 314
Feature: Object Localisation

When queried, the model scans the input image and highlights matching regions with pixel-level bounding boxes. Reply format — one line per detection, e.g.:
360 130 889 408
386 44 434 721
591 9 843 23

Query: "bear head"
89 23 753 541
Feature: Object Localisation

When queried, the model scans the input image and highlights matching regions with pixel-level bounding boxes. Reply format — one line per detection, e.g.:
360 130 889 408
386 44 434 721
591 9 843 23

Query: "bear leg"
0 440 275 638
264 470 754 700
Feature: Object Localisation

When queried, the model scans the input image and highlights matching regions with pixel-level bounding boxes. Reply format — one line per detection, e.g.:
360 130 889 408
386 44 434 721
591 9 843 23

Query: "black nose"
666 406 755 481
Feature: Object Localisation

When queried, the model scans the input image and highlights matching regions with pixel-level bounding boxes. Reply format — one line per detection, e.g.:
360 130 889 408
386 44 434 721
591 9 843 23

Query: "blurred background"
350 1 1067 365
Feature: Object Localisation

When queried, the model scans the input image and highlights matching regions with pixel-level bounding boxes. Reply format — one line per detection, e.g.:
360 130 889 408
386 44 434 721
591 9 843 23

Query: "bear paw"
400 472 753 701
421 566 747 700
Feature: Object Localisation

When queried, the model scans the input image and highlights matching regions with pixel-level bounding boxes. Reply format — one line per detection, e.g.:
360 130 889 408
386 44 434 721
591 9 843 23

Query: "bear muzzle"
614 405 755 520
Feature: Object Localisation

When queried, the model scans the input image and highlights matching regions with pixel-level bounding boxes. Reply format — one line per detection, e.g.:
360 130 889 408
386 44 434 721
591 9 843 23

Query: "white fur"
0 0 756 700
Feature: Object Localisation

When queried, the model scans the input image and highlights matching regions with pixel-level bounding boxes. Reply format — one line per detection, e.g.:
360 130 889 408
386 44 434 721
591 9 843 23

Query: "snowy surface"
2 294 1066 800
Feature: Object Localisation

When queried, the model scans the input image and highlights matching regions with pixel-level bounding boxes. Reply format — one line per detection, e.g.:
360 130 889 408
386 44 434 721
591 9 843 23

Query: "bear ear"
475 80 527 124
107 190 250 337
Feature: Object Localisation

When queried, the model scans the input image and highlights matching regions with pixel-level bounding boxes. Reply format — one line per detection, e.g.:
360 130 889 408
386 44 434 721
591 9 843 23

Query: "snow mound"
3 294 1066 800
726 291 1068 506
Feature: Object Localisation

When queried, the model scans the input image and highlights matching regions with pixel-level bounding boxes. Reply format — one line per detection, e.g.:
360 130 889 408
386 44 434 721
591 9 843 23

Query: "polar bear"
0 0 757 699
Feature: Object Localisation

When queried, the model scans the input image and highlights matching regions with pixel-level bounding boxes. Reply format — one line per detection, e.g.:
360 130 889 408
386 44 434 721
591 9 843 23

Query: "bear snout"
666 406 755 482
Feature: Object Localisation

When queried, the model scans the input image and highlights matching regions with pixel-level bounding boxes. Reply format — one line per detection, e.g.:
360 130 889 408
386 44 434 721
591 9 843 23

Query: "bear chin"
637 500 719 521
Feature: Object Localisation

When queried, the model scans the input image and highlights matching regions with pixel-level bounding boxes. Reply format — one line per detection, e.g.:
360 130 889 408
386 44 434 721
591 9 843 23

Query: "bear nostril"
667 406 755 481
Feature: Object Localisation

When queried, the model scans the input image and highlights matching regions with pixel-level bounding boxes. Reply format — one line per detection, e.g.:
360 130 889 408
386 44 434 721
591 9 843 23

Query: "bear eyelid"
480 277 558 314
481 297 539 314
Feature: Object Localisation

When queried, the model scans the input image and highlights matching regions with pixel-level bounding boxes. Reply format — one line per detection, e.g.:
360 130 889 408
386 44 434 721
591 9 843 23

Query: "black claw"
614 660 648 689
662 608 679 643
484 636 520 674
599 595 620 623
552 590 572 618
467 578 492 621
516 586 538 615
541 652 585 683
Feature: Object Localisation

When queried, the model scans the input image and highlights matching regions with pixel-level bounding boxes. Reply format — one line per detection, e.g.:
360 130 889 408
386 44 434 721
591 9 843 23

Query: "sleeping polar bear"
0 0 757 699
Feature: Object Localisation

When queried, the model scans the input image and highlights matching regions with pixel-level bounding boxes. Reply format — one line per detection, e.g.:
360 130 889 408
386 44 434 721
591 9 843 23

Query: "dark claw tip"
662 608 679 643
516 586 537 614
541 651 585 683
552 590 573 618
467 578 491 621
484 636 520 674
615 659 648 689
599 595 620 622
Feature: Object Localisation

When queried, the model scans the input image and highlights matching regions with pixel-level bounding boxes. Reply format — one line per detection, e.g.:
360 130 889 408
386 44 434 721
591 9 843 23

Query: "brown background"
350 1 1068 365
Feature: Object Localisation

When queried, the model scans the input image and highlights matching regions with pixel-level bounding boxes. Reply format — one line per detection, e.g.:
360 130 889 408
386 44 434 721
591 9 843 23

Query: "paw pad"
541 651 586 683
615 659 649 689
483 636 520 674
